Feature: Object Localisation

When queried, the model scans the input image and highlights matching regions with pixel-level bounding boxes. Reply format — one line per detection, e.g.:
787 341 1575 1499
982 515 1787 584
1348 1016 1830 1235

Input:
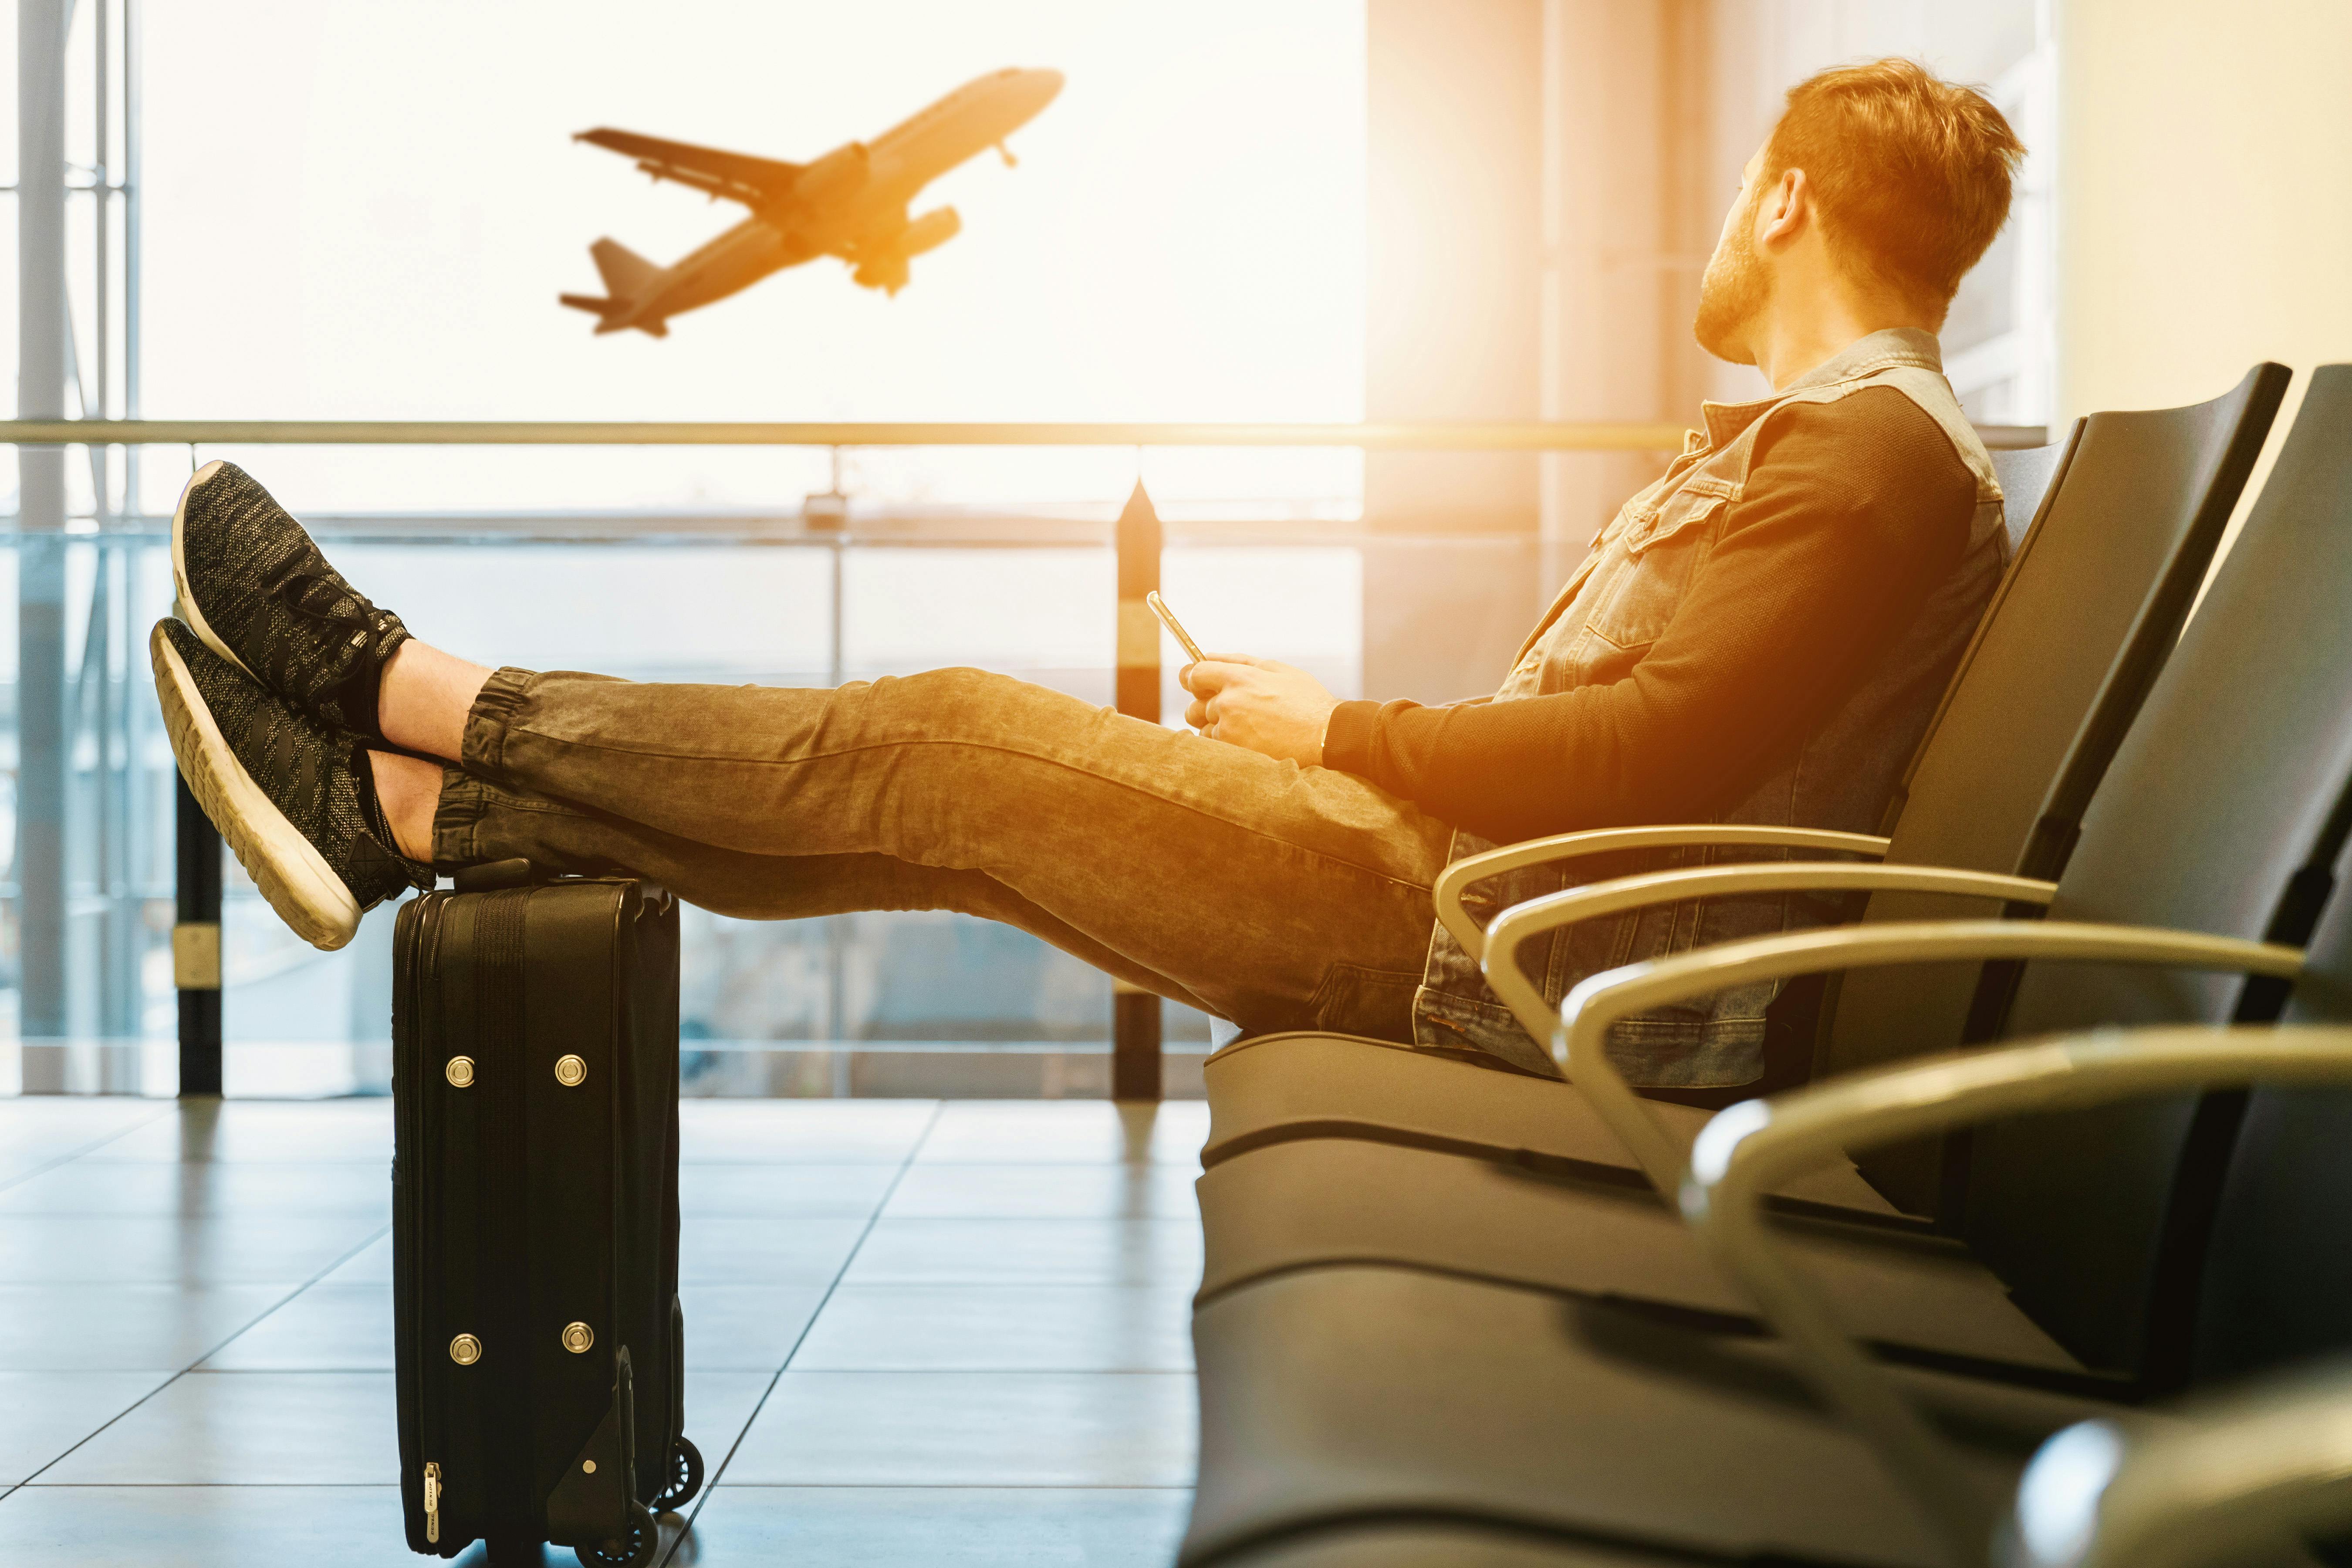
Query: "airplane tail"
589 237 660 299
559 291 669 337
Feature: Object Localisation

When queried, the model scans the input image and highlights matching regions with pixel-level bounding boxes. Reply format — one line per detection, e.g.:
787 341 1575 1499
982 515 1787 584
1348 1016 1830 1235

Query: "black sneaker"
171 460 410 743
151 618 429 951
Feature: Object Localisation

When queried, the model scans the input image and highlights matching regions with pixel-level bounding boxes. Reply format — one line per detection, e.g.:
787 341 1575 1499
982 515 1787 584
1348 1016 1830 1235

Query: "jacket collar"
1698 328 1947 449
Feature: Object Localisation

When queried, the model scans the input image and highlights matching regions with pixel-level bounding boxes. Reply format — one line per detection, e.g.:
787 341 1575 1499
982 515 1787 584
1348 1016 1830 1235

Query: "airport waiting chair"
1196 368 2286 1198
1187 913 2352 1562
1173 1281 2352 1568
1196 364 2287 1203
1177 370 2352 1568
1188 365 2352 1356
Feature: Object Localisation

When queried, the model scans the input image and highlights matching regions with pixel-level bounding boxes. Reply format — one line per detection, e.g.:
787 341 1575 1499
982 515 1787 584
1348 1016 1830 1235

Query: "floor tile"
0 1486 429 1567
0 1102 173 1188
0 1159 392 1215
724 1371 1196 1486
914 1102 1209 1166
791 1284 1193 1372
83 1099 394 1163
678 1162 901 1217
0 1211 386 1284
678 1216 871 1284
199 1284 392 1371
884 1163 1201 1220
0 1284 299 1370
317 1230 394 1285
673 1485 1190 1567
39 1370 395 1484
679 1370 779 1467
679 1284 830 1370
0 1372 175 1483
679 1100 937 1163
843 1219 1203 1287
0 1483 691 1566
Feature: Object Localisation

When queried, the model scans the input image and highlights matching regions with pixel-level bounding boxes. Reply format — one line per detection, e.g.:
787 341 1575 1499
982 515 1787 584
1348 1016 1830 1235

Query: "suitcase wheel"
574 1499 657 1568
650 1436 703 1514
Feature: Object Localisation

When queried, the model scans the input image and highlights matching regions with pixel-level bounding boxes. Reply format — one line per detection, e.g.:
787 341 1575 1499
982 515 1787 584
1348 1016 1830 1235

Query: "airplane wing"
574 128 803 206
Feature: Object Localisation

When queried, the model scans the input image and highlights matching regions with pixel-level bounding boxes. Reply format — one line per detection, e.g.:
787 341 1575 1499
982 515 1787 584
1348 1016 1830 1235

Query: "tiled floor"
0 1095 1204 1566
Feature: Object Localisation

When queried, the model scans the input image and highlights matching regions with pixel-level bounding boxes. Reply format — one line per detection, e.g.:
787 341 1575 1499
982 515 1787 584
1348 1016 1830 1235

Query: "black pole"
1111 480 1163 1102
175 774 223 1096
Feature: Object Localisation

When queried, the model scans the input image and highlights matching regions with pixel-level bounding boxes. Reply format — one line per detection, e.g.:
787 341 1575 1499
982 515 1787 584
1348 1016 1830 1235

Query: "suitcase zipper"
423 1460 442 1544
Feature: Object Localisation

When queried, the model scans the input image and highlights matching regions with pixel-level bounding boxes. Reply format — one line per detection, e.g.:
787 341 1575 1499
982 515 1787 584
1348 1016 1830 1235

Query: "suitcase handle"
450 858 541 893
448 858 672 909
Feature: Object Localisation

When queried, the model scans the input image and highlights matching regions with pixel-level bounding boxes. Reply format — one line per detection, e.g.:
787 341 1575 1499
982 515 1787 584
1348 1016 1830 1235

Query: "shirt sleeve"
1321 386 1980 844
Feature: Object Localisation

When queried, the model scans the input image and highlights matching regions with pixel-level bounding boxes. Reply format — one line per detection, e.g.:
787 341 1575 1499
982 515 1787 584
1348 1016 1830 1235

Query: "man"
154 59 2021 1092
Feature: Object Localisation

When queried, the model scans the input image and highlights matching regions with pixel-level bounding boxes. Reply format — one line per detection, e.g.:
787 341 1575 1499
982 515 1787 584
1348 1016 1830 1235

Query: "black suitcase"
392 860 702 1567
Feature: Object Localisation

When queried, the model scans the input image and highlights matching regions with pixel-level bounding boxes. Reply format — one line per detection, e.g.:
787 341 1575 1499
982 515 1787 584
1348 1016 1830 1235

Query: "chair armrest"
1559 919 2301 1200
1681 1024 2352 1560
1480 863 2057 1046
2006 1355 2352 1568
1433 825 1892 961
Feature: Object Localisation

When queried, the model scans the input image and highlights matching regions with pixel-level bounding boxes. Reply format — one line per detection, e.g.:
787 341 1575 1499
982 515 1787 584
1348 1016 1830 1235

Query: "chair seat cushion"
1196 1137 2084 1373
1203 1032 1899 1215
1183 1265 2106 1568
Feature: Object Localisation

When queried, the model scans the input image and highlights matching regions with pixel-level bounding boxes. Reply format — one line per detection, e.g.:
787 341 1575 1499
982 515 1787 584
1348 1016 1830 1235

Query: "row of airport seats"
1176 362 2352 1567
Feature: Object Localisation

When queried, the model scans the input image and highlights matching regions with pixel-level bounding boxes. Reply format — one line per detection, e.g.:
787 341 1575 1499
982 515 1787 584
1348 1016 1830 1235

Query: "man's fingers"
1184 659 1251 694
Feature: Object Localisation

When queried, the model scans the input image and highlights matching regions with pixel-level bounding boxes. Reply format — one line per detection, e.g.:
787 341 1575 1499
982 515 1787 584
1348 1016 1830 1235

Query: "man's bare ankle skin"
379 641 493 762
367 749 444 862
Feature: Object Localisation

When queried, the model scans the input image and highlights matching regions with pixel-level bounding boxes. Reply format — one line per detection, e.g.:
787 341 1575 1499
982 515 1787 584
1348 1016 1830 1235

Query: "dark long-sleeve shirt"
1321 387 1980 845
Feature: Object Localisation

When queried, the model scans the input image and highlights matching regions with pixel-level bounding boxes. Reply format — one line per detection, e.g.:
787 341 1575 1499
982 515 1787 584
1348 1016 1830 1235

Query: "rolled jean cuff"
459 665 539 787
429 768 495 871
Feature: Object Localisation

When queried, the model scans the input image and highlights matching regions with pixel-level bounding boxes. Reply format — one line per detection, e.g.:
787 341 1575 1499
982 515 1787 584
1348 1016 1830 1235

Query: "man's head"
1695 58 2024 368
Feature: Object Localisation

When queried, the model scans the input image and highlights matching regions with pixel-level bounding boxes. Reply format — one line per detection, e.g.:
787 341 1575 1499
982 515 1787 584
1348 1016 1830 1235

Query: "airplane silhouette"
562 67 1063 337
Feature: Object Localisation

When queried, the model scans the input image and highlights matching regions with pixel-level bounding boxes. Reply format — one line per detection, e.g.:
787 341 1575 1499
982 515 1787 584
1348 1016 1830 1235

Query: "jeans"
429 665 1453 1040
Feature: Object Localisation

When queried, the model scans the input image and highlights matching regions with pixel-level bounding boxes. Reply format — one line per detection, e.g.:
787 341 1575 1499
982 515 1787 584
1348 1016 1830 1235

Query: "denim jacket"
1411 329 2008 1085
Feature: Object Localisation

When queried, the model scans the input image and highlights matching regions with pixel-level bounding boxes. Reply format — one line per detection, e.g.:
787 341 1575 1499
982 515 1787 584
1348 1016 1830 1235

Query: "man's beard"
1693 216 1770 364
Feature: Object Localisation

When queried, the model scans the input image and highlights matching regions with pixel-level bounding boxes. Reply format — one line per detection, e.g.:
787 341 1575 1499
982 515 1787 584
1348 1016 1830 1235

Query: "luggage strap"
472 889 537 1524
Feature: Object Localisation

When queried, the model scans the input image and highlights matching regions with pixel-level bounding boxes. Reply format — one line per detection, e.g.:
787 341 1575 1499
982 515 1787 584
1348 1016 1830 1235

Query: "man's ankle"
365 749 444 864
378 642 495 762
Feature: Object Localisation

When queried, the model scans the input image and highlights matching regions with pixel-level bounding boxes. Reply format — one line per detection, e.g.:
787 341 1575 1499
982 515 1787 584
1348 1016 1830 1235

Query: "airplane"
560 66 1063 337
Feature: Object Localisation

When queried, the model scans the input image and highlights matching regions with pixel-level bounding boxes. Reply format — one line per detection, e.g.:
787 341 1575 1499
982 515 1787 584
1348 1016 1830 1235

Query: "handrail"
0 418 2051 451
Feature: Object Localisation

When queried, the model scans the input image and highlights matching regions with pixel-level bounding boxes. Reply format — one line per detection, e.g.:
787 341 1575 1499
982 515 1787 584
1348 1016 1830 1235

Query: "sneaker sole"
151 622 362 952
170 459 263 683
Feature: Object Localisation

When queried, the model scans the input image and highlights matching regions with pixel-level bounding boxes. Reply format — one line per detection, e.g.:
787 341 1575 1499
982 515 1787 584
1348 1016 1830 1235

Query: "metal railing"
0 418 2049 449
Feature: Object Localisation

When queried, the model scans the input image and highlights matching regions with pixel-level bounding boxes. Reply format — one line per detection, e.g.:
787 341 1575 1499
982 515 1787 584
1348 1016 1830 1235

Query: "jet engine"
896 206 963 258
793 141 871 205
850 208 962 295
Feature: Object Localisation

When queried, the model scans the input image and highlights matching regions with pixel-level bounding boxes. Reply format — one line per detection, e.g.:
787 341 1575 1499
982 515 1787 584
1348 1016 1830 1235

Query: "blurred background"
10 0 2342 1100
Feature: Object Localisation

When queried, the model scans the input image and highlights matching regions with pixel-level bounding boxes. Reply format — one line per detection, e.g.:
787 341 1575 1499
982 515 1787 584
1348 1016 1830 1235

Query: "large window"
4 0 1370 1095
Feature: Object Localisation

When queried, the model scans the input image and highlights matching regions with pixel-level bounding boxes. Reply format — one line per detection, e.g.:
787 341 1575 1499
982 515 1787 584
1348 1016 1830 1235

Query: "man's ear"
1755 166 1810 253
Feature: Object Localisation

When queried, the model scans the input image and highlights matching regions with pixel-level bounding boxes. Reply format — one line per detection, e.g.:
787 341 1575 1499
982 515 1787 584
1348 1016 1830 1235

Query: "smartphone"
1145 591 1207 665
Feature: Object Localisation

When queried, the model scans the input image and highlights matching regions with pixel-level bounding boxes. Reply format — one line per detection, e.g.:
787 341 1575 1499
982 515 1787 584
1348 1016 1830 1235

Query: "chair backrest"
1957 365 2352 1379
1994 437 2072 555
2193 839 2352 1384
1821 368 2289 1183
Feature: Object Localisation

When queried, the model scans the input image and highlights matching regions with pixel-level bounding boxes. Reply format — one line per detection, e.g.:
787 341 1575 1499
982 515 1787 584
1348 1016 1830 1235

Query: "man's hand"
1180 653 1339 766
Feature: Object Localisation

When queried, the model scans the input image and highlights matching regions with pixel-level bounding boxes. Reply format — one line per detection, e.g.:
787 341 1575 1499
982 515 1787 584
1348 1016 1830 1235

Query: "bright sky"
121 0 1367 514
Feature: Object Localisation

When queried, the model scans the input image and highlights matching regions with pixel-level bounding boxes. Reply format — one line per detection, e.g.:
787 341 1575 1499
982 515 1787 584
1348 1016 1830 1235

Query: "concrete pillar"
1362 0 1545 706
19 0 71 1049
1361 0 1713 707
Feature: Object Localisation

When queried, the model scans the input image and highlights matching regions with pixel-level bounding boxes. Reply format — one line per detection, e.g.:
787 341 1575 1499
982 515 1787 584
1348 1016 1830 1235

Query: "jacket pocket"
1576 488 1727 660
1620 484 1729 556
